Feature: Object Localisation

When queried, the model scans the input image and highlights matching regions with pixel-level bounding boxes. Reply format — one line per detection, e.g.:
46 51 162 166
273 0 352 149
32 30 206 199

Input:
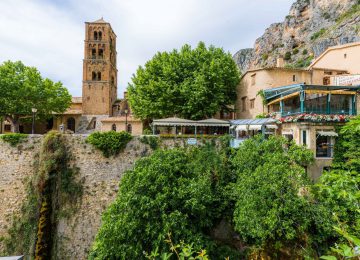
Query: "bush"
231 136 333 257
262 53 269 61
0 133 28 146
292 48 299 55
89 146 237 259
302 49 308 55
284 51 292 61
86 131 132 157
140 135 160 150
311 28 327 40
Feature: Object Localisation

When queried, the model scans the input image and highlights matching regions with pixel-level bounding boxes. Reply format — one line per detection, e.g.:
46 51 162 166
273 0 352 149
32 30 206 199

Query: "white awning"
230 125 236 129
236 125 248 131
317 131 338 137
248 125 262 131
266 124 278 129
282 129 293 135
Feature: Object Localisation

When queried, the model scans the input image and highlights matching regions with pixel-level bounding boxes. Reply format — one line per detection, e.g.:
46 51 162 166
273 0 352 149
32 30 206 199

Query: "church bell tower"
82 18 117 115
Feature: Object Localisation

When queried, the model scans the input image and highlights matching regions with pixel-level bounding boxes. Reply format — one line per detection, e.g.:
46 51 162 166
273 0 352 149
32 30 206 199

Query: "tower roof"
92 17 108 24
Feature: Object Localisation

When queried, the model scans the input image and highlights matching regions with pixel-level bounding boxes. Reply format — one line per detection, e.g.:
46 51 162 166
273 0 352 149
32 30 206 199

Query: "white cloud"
0 0 294 97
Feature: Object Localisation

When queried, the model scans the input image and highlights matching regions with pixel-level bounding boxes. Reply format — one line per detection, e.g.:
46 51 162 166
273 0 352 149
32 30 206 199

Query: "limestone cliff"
234 0 360 72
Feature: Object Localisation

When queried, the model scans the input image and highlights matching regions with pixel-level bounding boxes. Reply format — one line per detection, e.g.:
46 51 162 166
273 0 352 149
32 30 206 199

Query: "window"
4 125 11 132
292 75 296 82
323 77 330 85
344 53 347 59
301 130 307 146
94 31 98 40
316 134 333 158
127 124 132 134
97 72 101 81
91 49 96 59
250 98 255 109
251 74 256 86
98 31 102 41
241 97 247 112
98 49 103 59
111 76 115 85
92 72 96 80
112 124 117 131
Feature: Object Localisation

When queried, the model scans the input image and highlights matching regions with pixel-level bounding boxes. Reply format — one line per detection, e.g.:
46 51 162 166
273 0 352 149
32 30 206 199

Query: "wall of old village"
0 135 187 259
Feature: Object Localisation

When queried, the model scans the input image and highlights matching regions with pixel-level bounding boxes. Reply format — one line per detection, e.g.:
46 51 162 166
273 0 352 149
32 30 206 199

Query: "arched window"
127 124 132 134
112 124 116 131
67 117 76 132
92 72 96 80
91 49 96 59
98 49 103 59
98 31 102 40
97 72 101 81
111 76 114 85
94 31 98 40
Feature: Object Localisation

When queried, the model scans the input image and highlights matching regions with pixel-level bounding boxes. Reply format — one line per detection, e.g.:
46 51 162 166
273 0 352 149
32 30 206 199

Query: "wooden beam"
305 90 357 95
267 92 300 106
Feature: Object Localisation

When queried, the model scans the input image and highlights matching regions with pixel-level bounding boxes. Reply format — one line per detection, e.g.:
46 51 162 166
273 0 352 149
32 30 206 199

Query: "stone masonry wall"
0 135 187 259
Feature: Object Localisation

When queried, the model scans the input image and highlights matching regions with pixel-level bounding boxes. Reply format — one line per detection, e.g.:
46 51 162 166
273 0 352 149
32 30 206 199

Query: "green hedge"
86 131 132 157
0 133 28 146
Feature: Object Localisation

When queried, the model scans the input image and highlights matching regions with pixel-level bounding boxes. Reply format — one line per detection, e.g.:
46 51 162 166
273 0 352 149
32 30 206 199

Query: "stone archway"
67 117 76 132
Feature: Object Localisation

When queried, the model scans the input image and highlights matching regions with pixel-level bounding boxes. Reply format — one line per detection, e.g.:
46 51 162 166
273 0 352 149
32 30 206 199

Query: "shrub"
284 51 292 61
86 131 132 157
262 53 269 61
302 49 308 55
89 146 237 259
292 48 299 55
311 28 327 40
140 135 160 150
0 133 28 146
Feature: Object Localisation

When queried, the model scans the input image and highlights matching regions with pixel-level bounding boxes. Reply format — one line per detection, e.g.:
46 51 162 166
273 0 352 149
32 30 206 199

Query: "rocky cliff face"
234 0 360 72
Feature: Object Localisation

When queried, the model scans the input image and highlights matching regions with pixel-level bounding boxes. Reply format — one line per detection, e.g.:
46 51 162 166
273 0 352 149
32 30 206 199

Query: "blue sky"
0 0 295 97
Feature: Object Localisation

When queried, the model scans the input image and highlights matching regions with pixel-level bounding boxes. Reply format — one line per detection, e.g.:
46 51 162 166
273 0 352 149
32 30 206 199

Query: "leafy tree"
316 116 360 236
0 61 71 132
230 136 333 257
89 145 238 259
127 42 240 120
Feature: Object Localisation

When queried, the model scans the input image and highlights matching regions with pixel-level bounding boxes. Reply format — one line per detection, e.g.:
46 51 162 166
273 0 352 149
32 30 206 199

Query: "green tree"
0 61 71 132
89 145 238 259
230 136 333 257
127 42 240 120
316 116 360 236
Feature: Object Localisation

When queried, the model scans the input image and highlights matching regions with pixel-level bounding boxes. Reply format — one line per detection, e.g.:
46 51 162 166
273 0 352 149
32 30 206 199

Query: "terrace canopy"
151 117 230 135
263 84 360 116
231 118 278 131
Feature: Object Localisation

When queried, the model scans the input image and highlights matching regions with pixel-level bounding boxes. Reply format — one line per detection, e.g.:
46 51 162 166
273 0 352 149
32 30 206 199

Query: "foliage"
89 145 237 259
284 51 292 61
311 28 327 40
159 134 219 139
86 131 132 157
262 53 269 61
143 128 153 135
256 89 267 105
0 61 71 132
292 48 299 55
302 49 308 55
321 226 360 260
230 136 333 257
255 113 267 118
335 3 360 24
146 233 209 260
316 116 360 236
140 135 160 150
127 42 240 121
0 133 28 146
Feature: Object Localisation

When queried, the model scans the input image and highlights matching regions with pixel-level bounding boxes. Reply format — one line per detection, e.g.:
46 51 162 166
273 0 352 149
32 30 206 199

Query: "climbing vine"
0 131 83 258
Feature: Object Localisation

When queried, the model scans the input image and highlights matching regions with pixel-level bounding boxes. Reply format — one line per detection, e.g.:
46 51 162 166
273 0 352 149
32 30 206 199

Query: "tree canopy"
0 60 71 132
127 42 240 120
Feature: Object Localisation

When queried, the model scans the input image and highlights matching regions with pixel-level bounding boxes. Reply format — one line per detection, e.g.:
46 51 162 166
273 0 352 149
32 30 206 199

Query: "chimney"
277 57 284 68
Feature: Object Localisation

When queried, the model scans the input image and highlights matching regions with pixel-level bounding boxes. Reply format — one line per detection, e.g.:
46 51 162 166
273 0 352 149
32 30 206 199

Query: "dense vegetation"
90 132 359 259
0 61 71 132
127 42 240 120
87 131 132 157
0 133 28 146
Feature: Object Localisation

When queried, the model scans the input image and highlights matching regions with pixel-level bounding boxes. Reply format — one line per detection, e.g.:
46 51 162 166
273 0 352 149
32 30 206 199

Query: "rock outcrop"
234 0 360 72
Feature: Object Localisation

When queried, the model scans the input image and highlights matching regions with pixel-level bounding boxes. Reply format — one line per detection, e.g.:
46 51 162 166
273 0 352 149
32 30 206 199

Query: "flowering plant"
278 113 352 123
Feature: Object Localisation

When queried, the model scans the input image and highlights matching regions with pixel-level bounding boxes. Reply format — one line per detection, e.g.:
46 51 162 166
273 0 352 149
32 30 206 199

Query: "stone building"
0 18 143 135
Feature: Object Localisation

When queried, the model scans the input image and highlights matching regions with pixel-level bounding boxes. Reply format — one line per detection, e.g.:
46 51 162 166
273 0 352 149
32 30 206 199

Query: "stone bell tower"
82 18 117 115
